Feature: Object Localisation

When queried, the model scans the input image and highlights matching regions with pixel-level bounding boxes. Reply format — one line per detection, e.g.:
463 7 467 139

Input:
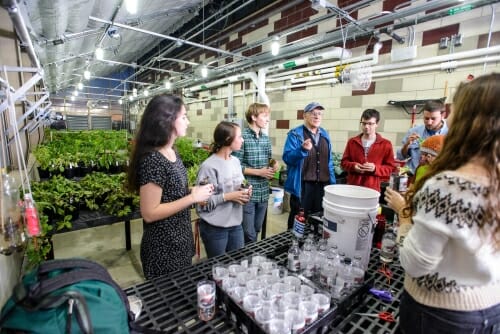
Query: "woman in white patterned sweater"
396 73 500 334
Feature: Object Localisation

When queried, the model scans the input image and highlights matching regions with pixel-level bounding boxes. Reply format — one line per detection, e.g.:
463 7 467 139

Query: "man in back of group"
397 100 448 175
341 109 395 192
282 102 336 232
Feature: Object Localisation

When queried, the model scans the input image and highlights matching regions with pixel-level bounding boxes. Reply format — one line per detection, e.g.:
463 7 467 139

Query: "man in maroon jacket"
341 109 396 192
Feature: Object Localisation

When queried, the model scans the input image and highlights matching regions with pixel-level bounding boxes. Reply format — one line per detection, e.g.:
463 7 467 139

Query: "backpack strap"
38 259 109 276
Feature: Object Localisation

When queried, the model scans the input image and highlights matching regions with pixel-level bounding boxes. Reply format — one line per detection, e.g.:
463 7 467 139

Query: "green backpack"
0 258 153 334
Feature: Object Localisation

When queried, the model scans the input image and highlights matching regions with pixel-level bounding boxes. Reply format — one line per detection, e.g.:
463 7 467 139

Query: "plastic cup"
260 260 277 275
197 280 216 321
251 254 267 267
284 309 306 334
230 286 247 306
283 291 300 310
271 298 289 319
246 279 264 297
236 271 249 287
221 276 238 295
259 273 279 287
228 263 245 277
243 294 262 319
271 282 288 298
212 265 228 286
283 276 301 292
311 293 331 316
255 306 274 332
299 284 315 301
268 318 291 334
299 300 318 325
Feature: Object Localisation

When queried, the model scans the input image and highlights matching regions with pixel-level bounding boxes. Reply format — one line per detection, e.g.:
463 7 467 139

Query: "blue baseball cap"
304 102 324 113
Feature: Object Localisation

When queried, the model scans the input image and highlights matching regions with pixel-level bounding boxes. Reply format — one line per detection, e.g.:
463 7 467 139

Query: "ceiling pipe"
89 16 250 61
3 1 42 69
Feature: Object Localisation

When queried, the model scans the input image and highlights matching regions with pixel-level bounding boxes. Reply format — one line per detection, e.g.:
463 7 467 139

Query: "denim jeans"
400 290 500 334
199 220 244 258
242 201 268 244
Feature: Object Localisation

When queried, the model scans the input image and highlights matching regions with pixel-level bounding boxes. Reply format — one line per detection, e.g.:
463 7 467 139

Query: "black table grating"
125 231 404 333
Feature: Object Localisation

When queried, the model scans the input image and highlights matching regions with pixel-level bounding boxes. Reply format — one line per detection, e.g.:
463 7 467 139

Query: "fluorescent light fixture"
77 82 83 90
129 95 134 101
271 37 280 56
144 89 149 97
201 65 208 78
83 70 91 80
95 47 104 60
132 88 137 97
70 96 75 101
164 81 171 89
125 0 138 14
73 90 79 96
118 99 123 105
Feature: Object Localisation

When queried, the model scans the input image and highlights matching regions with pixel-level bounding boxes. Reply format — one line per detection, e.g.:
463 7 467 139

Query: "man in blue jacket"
282 102 336 232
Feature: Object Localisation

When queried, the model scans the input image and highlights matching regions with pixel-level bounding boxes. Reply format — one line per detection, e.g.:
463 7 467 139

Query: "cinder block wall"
185 2 500 163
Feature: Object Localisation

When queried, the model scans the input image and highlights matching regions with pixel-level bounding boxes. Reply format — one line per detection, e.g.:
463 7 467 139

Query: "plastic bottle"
380 226 397 264
336 257 354 291
24 193 41 237
287 238 301 272
1 172 26 254
352 255 365 285
319 245 339 289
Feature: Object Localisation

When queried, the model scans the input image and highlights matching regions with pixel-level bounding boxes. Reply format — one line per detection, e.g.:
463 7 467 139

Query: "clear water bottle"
336 257 354 290
319 245 339 288
352 255 365 285
287 238 301 272
380 226 397 264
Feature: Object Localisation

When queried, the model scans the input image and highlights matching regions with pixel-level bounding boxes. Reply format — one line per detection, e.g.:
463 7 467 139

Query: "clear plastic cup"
271 298 289 319
228 263 245 277
311 293 331 316
243 294 262 318
299 300 318 325
299 284 315 301
283 276 301 292
255 306 274 332
260 260 277 275
284 309 306 334
271 282 288 298
261 288 279 308
197 280 216 321
283 291 301 310
212 265 228 286
236 271 249 287
251 254 267 266
246 279 264 297
268 318 291 334
230 286 247 306
259 273 280 287
221 276 238 294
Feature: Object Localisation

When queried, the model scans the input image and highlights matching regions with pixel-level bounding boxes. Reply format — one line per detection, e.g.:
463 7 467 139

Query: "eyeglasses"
360 121 377 126
308 111 323 117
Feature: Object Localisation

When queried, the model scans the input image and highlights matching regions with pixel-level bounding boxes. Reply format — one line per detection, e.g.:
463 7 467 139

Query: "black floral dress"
138 151 195 279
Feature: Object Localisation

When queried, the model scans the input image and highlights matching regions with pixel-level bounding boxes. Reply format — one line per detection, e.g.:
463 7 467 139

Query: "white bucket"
270 187 284 215
322 185 380 270
324 184 380 208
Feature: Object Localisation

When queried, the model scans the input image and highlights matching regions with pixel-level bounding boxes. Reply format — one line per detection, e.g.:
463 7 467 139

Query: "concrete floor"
52 206 289 288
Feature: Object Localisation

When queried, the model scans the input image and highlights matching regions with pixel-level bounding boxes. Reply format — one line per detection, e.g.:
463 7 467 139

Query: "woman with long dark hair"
128 95 213 279
397 73 500 333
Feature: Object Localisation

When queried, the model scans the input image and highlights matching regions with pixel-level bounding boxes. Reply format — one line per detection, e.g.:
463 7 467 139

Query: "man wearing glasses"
397 100 448 175
341 109 396 192
283 102 336 232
